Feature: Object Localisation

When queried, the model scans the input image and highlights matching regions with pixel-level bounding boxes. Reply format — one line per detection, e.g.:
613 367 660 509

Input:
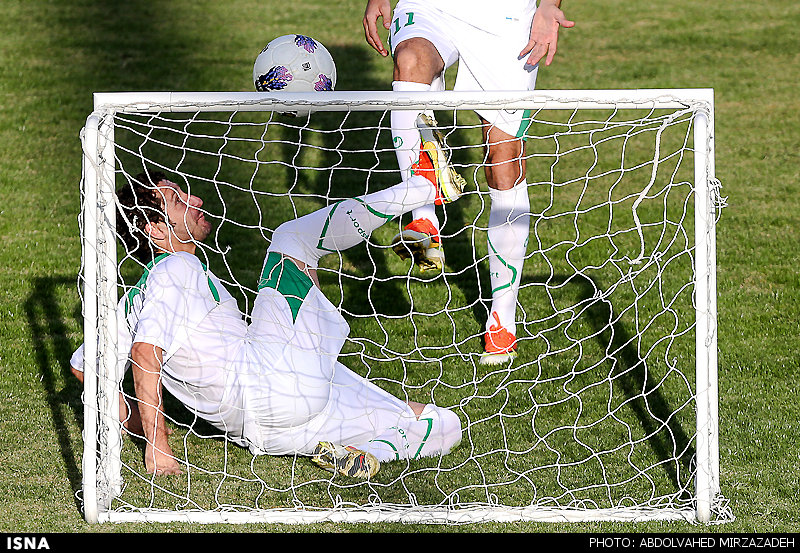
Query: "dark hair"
116 171 169 263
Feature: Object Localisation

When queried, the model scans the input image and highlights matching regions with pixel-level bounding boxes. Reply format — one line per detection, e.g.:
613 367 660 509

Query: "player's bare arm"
363 0 392 56
520 0 575 67
70 364 144 435
130 341 183 475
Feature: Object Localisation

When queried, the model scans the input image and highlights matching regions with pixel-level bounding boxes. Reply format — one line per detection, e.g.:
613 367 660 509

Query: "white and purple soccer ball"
253 34 337 93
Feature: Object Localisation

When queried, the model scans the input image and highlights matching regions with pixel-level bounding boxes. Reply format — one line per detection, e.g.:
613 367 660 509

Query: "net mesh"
80 96 731 524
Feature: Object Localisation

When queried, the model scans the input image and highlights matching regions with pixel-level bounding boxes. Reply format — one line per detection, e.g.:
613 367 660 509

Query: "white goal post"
78 89 731 525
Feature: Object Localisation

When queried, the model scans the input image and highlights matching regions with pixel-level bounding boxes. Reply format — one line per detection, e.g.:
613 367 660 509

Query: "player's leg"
268 154 464 274
388 3 459 272
481 124 530 365
251 147 466 354
360 403 463 463
308 360 462 464
248 351 461 475
247 169 465 474
449 16 538 364
390 35 444 187
248 167 464 386
391 74 445 272
390 114 464 270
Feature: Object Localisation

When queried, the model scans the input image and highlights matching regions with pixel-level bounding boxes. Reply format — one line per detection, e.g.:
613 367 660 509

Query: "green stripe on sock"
412 417 434 459
487 235 519 295
369 439 401 462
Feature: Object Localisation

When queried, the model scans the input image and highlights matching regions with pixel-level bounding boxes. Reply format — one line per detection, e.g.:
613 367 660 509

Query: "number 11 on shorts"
393 12 415 33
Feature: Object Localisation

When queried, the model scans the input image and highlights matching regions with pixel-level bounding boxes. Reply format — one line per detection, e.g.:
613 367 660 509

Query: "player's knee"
393 39 443 83
485 143 526 189
269 220 307 262
486 134 523 162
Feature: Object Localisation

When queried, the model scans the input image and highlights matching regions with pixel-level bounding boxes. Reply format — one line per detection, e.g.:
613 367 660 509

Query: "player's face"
155 180 212 245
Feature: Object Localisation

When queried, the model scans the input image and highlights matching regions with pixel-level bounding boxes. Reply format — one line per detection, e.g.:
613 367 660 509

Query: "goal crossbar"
92 88 714 114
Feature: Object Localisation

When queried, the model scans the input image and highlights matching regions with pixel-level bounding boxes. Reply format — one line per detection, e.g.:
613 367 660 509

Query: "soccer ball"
253 34 337 93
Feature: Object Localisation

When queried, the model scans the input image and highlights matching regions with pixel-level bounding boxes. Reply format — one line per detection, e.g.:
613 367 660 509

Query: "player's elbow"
130 341 164 366
71 365 84 384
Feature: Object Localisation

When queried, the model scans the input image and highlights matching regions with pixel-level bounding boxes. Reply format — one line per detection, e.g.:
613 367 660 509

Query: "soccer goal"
78 89 732 525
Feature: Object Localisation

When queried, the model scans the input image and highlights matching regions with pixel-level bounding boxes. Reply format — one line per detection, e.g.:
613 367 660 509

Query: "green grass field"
1 0 799 534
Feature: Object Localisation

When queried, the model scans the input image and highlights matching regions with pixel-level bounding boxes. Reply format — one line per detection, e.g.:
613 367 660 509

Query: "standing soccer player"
362 0 574 365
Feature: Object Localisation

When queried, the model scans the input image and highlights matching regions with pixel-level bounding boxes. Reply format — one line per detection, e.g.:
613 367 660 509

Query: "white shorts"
239 206 463 460
389 0 538 138
243 251 462 461
243 251 402 454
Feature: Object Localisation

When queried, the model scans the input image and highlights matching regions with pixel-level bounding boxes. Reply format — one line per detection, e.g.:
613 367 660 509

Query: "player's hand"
363 0 392 56
520 1 575 67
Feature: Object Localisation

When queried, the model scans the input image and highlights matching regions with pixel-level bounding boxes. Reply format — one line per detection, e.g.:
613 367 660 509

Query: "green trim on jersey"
125 253 170 316
257 251 314 322
205 268 221 302
124 252 220 316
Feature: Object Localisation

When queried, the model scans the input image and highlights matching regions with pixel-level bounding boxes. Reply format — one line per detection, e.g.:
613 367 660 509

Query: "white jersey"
71 251 252 448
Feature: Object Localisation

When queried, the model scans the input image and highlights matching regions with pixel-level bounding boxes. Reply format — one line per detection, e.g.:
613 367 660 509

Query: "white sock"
486 181 531 336
361 404 462 463
270 176 437 268
391 80 440 232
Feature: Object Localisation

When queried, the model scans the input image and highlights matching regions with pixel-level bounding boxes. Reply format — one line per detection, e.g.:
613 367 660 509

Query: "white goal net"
78 90 731 525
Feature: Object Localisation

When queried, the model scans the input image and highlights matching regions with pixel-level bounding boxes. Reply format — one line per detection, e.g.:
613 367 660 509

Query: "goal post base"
97 505 703 525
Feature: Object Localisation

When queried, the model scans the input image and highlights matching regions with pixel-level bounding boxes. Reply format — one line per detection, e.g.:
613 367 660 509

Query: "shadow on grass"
24 276 84 512
519 270 696 496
